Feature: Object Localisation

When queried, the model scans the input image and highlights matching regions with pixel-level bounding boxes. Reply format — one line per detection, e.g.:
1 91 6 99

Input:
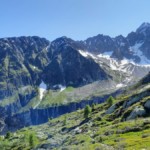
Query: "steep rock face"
0 36 111 98
84 23 150 65
85 34 116 54
4 92 121 132
84 34 133 60
127 23 150 62
112 35 133 60
7 89 37 114
140 72 150 84
44 43 109 87
0 36 50 99
0 107 6 132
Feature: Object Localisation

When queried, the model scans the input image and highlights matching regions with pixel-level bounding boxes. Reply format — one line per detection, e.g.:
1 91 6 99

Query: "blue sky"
0 0 150 41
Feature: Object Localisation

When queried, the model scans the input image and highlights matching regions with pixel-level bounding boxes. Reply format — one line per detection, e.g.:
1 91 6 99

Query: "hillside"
1 74 150 150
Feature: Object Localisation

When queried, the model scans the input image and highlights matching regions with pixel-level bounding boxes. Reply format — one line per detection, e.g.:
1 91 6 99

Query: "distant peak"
53 36 73 42
59 36 68 39
141 22 150 26
136 22 150 33
51 36 75 49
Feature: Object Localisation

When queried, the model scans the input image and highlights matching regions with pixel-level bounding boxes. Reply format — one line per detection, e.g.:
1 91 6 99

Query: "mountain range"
1 22 150 133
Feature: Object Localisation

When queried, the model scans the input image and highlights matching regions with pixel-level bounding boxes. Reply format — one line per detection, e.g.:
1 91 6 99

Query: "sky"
0 0 150 41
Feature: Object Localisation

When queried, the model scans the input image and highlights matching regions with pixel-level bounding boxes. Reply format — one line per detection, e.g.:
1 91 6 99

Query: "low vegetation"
1 91 150 149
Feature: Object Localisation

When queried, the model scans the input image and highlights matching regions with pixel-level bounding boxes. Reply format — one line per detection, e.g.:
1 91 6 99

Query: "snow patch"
98 50 150 73
103 51 113 56
53 84 66 92
34 81 47 109
78 50 88 57
79 49 150 77
98 51 113 59
130 42 150 66
46 43 51 50
59 85 66 92
116 83 124 88
78 50 97 59
38 81 47 100
109 60 118 70
120 59 129 65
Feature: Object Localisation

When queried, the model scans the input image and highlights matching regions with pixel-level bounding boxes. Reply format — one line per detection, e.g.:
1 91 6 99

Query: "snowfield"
34 81 47 109
78 47 150 75
39 81 47 100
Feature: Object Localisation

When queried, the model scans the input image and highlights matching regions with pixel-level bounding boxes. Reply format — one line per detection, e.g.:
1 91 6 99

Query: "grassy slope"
16 81 118 113
1 79 150 150
1 89 150 150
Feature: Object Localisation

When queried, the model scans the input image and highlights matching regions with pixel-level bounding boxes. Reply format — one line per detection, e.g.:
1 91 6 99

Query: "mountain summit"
136 22 150 34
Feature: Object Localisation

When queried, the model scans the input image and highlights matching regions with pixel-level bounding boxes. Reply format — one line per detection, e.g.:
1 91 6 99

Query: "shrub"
91 103 95 112
29 133 38 148
5 132 11 139
29 134 34 148
63 116 67 126
106 96 114 107
84 105 91 119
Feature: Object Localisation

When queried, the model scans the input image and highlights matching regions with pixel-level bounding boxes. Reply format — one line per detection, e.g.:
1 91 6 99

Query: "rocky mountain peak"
51 36 74 48
136 22 150 35
51 36 85 52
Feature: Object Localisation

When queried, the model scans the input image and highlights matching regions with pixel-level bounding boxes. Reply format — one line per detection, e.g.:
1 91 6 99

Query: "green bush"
29 134 33 147
106 96 114 107
84 105 91 118
23 131 39 148
92 103 95 112
5 132 11 139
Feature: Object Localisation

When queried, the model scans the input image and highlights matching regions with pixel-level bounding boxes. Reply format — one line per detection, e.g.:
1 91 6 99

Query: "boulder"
144 100 150 109
105 104 116 114
126 106 146 120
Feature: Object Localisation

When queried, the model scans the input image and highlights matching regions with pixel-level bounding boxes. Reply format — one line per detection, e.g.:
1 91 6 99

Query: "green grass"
2 100 150 150
39 90 67 107
1 83 150 149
